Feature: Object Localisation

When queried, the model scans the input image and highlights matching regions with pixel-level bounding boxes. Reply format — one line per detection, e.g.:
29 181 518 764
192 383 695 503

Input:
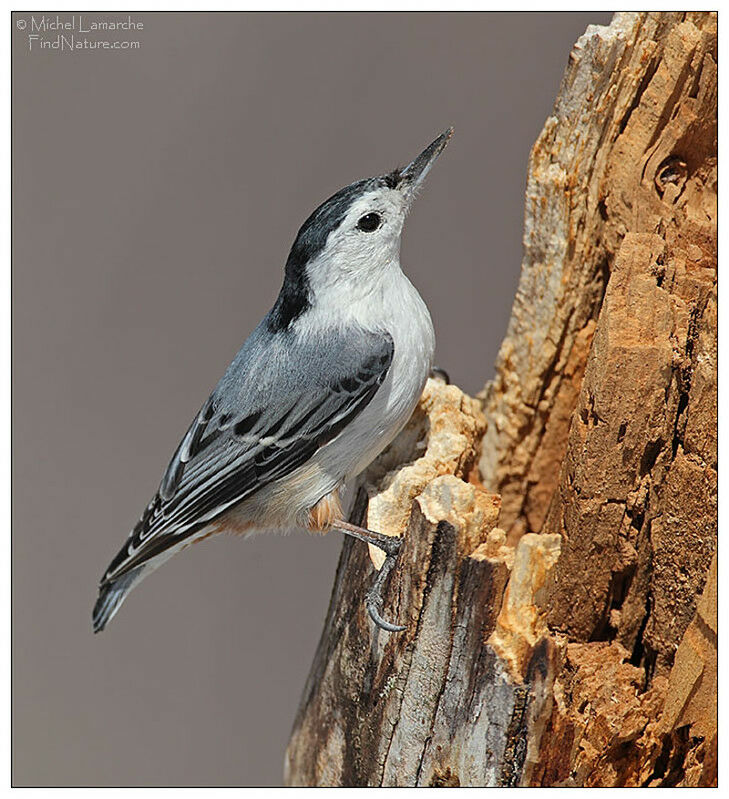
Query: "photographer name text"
27 15 143 33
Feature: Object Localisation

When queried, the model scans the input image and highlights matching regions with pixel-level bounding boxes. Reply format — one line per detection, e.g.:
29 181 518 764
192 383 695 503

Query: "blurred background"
12 11 612 786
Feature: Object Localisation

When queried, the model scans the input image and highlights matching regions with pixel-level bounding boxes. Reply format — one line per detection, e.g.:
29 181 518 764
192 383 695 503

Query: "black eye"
356 212 381 232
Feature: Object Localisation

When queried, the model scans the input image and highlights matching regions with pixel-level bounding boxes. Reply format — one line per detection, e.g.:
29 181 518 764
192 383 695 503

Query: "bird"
93 127 454 635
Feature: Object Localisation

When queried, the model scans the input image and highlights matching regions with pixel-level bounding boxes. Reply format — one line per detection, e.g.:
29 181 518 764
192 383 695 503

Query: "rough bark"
286 11 716 787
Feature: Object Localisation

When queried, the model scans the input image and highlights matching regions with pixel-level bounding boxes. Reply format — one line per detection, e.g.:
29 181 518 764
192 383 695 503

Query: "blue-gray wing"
101 322 394 583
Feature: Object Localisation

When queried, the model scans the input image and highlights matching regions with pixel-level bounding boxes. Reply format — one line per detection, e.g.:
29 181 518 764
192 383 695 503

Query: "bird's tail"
92 567 145 633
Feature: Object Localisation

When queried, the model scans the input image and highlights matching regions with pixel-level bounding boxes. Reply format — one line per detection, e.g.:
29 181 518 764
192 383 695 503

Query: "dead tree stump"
285 11 716 787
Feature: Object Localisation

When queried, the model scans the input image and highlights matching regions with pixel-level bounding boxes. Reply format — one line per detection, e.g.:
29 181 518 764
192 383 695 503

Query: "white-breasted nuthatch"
93 128 453 634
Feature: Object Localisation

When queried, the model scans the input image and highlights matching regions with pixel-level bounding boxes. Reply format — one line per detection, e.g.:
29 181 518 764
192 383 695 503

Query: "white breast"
318 261 435 481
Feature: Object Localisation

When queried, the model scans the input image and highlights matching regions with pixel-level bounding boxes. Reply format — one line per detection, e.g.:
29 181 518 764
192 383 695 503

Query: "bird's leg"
429 366 450 384
334 519 401 556
332 520 406 633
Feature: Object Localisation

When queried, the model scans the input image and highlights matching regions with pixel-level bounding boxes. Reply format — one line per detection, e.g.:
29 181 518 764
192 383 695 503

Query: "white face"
305 187 409 299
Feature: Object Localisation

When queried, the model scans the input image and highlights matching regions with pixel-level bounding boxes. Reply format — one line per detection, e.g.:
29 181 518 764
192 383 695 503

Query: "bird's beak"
399 126 454 201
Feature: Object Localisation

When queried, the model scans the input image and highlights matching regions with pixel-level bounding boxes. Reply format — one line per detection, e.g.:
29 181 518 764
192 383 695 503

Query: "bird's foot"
333 520 406 633
364 551 406 632
430 366 450 384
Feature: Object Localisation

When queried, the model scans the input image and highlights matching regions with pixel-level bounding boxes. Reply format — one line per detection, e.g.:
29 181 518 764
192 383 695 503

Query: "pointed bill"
399 126 454 199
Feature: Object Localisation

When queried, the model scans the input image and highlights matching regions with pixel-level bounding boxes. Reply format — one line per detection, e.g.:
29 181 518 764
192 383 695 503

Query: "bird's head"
268 128 453 331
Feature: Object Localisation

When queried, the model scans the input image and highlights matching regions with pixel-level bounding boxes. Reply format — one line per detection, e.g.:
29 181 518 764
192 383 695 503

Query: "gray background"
13 11 611 787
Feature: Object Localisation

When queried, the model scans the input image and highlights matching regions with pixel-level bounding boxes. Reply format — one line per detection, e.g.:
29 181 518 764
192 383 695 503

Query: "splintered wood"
286 12 716 787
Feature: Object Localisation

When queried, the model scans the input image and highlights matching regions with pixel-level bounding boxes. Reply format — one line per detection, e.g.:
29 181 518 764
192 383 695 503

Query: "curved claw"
430 366 450 385
366 597 407 632
365 552 406 633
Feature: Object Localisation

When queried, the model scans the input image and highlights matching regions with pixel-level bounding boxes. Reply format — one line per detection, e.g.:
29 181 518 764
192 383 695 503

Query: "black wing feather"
102 328 394 584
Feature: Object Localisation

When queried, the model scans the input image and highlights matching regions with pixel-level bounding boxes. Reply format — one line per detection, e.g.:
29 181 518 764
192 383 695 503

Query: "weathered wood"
529 12 717 786
285 12 716 787
285 382 528 786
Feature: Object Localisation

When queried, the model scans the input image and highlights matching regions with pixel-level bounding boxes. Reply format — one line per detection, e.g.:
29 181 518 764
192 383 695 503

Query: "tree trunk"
285 11 716 787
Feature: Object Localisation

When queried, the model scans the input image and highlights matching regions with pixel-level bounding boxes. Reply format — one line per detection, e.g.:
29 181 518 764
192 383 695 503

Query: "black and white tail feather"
93 568 144 633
